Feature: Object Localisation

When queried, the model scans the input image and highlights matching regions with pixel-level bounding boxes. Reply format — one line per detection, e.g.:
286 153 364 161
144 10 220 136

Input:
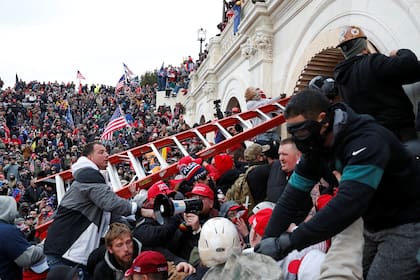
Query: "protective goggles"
286 120 322 140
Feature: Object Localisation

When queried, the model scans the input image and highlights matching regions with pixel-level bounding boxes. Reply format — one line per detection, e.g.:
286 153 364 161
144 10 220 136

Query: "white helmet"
198 217 242 267
252 201 276 214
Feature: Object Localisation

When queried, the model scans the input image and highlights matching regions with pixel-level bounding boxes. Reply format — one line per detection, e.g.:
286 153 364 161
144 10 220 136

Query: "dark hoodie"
0 196 45 280
44 156 135 266
265 103 420 250
88 237 142 280
334 49 420 134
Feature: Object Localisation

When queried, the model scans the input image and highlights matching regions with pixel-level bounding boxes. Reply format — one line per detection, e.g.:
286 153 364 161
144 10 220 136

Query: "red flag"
76 70 86 80
101 107 128 141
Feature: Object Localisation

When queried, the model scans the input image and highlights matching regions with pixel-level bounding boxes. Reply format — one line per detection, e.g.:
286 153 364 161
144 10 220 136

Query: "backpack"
225 165 257 211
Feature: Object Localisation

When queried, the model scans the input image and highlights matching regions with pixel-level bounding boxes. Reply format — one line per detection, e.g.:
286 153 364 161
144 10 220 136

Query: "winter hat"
177 156 203 170
248 208 273 236
214 154 234 175
180 162 208 183
147 180 176 200
219 200 241 218
125 251 168 276
337 26 367 59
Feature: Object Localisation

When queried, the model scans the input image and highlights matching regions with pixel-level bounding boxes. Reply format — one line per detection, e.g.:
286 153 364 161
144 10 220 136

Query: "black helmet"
309 76 338 101
403 139 420 161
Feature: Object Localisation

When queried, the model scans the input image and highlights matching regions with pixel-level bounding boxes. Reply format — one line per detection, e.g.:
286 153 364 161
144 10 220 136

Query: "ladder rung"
149 144 169 168
127 151 147 179
255 108 271 121
214 122 232 139
234 115 251 130
172 136 190 156
193 128 211 148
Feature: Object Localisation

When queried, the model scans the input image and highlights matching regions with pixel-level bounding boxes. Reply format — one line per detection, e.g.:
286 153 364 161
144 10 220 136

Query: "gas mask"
287 120 325 154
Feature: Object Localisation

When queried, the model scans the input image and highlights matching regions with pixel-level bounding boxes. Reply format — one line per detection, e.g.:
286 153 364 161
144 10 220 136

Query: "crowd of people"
1 24 420 280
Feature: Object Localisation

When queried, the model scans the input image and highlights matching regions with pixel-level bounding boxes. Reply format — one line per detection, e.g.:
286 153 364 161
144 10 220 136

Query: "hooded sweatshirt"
0 196 44 280
334 49 420 131
265 103 420 250
44 156 135 265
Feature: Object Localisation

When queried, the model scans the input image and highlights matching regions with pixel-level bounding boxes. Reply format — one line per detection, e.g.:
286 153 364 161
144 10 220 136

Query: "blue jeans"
363 222 420 279
46 254 89 279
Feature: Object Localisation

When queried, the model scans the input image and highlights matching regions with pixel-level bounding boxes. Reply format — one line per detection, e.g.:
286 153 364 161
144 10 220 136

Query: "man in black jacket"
255 89 420 279
89 222 142 280
334 25 420 141
132 181 196 276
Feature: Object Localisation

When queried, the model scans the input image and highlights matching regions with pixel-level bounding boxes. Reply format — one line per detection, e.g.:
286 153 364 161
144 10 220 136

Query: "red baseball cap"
125 251 168 276
248 208 273 236
147 181 175 200
186 183 214 199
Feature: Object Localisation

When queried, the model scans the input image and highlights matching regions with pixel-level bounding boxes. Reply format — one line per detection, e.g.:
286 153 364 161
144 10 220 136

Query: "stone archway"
293 37 379 93
199 115 206 125
294 48 344 93
225 97 241 114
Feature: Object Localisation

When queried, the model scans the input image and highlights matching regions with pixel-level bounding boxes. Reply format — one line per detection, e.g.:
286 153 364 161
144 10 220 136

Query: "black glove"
255 232 293 261
294 153 322 182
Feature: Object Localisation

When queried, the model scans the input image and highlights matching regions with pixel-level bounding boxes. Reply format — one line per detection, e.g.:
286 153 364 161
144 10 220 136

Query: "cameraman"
213 99 224 120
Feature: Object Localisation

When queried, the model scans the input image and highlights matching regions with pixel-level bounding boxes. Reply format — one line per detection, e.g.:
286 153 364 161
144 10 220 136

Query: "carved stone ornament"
241 38 257 58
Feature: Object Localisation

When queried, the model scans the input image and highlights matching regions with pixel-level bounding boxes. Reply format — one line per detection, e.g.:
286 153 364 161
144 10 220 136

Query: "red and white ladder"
34 97 289 234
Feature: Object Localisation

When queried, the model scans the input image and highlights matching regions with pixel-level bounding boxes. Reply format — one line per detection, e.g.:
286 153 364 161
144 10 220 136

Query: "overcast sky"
0 0 223 88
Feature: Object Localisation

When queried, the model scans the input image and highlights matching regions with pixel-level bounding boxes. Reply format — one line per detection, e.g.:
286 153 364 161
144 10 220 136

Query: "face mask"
287 120 324 154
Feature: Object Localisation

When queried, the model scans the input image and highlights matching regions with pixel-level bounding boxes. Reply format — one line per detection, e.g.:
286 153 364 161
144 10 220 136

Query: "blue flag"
65 106 74 129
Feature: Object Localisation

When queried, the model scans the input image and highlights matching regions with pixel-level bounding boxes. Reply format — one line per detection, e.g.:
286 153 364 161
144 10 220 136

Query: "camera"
213 99 224 119
153 194 203 225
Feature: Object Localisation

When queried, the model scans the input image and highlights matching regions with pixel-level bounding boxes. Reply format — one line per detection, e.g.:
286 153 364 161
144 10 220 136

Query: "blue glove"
255 232 293 261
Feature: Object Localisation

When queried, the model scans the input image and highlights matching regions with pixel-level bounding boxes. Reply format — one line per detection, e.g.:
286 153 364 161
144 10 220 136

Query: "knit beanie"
214 154 234 175
180 162 208 183
340 37 367 59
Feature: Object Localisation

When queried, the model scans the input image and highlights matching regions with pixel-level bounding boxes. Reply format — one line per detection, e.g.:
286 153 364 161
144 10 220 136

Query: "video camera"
213 99 224 120
154 194 203 225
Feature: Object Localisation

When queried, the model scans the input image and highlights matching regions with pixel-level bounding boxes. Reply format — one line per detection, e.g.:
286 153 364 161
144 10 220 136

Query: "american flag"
101 107 128 141
123 63 134 77
115 74 125 93
76 70 86 80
